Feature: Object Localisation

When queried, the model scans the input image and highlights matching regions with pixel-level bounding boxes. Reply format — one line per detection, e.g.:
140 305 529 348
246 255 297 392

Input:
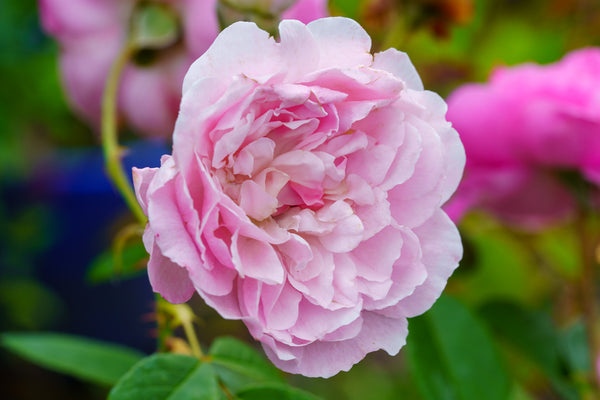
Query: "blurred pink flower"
446 48 600 228
39 0 328 137
133 18 464 377
282 0 328 23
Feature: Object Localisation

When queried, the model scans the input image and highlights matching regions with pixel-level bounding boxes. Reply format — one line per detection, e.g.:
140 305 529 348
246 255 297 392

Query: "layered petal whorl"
134 18 464 377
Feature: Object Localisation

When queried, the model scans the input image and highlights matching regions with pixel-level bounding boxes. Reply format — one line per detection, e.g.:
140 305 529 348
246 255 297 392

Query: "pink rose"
446 48 600 228
39 0 327 137
133 17 464 377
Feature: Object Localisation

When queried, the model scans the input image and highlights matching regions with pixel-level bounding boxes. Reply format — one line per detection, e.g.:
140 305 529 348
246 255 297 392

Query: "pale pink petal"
232 232 285 284
239 180 279 221
278 19 320 81
372 49 423 90
182 22 280 92
306 17 373 70
132 166 158 216
351 226 403 282
143 228 195 304
384 210 461 318
262 282 302 331
265 312 407 378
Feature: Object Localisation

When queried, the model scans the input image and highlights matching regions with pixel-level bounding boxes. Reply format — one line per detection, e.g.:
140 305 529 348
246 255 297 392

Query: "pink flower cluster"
39 0 328 137
134 18 464 377
446 48 600 228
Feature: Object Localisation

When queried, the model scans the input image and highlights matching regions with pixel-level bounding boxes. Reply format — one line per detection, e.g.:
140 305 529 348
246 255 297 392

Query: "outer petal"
132 166 158 215
146 158 204 270
372 49 423 91
278 19 320 81
264 311 408 377
182 22 280 92
143 227 195 304
383 210 461 318
306 17 373 70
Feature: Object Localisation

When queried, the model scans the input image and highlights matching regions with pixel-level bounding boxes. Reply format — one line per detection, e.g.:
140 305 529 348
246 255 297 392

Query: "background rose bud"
218 0 328 34
445 48 600 228
39 0 219 137
39 0 328 137
134 17 464 377
223 0 296 14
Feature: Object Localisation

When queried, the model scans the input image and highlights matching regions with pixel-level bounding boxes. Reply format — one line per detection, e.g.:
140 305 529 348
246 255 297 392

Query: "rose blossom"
133 17 464 377
445 48 600 228
39 0 328 136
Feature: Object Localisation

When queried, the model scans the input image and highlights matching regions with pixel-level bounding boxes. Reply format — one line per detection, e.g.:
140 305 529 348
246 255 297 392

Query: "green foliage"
237 383 323 400
2 332 322 399
479 301 579 399
560 321 591 376
329 0 363 19
87 240 148 284
407 295 511 400
0 280 63 330
1 333 144 386
108 354 222 400
453 215 552 305
130 2 181 51
108 339 322 400
209 336 284 393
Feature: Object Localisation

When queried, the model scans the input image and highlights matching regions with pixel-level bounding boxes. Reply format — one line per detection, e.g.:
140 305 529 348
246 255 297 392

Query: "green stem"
181 314 204 360
101 42 147 225
158 300 205 359
155 293 172 353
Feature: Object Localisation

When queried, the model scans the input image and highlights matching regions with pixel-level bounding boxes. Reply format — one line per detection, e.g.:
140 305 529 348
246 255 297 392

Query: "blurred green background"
2 0 600 399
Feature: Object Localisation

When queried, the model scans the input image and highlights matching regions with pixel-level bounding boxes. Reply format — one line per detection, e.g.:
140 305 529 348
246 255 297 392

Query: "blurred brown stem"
577 209 600 397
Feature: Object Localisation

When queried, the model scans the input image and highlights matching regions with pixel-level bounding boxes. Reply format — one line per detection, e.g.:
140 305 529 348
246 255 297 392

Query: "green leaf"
87 240 147 284
130 3 180 50
560 321 591 374
109 354 221 400
237 383 323 400
478 301 578 400
1 332 144 386
209 337 283 393
453 223 549 305
407 295 511 400
479 302 560 372
0 279 63 329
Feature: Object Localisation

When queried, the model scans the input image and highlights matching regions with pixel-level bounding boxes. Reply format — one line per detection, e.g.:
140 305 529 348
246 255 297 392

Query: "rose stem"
577 207 600 396
180 311 203 360
101 42 147 225
160 302 204 359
